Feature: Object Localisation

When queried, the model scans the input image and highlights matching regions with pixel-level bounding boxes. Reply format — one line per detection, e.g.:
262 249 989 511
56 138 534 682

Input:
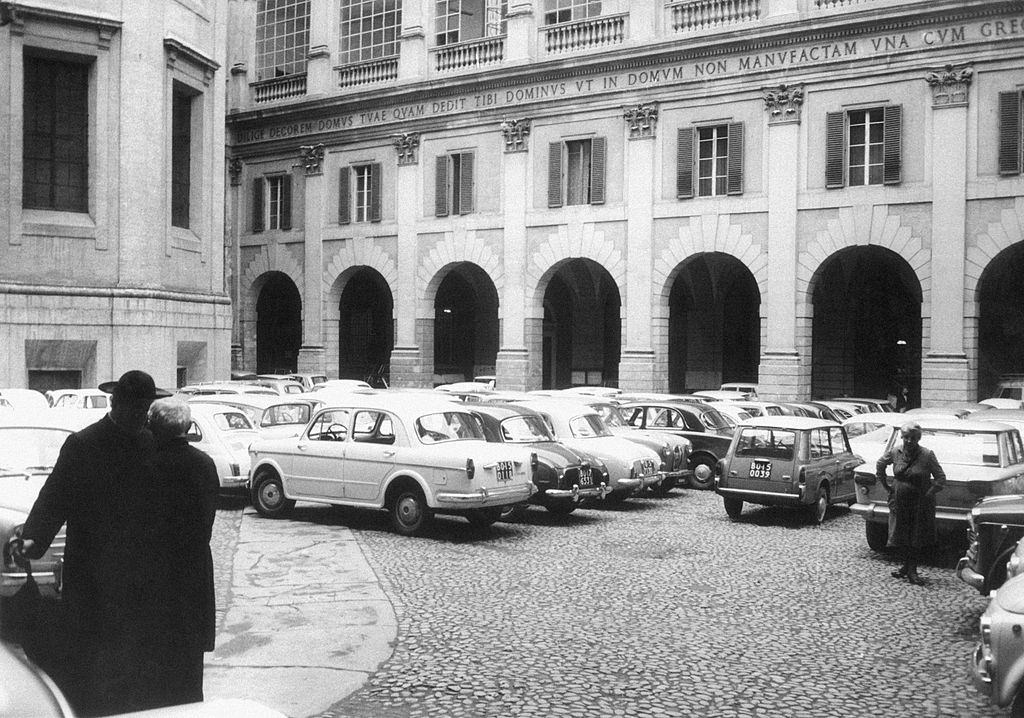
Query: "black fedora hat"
98 370 173 400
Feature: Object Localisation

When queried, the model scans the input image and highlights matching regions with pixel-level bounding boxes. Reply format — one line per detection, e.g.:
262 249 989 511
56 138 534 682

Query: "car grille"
563 464 594 488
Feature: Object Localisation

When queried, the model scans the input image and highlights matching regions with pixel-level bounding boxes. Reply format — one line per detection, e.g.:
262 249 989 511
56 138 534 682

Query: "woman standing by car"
876 421 946 585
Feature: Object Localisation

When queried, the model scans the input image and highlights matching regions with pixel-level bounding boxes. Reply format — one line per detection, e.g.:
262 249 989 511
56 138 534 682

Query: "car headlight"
981 615 992 648
1009 553 1023 580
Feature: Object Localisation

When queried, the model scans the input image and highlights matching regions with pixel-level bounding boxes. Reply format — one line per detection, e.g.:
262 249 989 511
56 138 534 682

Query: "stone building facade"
0 0 231 391
225 0 1024 405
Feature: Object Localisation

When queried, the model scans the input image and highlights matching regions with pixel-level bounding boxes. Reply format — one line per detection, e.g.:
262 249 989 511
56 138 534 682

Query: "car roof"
721 382 757 389
514 397 599 417
740 416 841 430
912 418 1018 432
977 410 1024 420
189 403 255 419
315 392 468 414
470 403 544 421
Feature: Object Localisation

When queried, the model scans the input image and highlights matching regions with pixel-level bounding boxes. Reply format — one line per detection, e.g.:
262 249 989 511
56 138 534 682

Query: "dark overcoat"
875 444 946 549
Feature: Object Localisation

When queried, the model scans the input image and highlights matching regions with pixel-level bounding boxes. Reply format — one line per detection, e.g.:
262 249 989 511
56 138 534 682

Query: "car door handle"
383 450 395 457
297 443 309 451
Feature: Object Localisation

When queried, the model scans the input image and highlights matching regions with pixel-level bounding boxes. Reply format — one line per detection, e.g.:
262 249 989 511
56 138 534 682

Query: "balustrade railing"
337 57 399 88
251 74 307 103
814 0 876 7
433 36 505 72
542 13 627 54
668 0 760 32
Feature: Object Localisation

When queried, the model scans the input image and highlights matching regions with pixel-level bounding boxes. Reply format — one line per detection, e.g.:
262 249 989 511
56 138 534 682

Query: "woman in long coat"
875 421 946 585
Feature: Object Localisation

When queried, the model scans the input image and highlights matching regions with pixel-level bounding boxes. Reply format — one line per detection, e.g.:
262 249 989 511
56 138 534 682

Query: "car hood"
526 441 588 467
0 473 47 515
971 493 1024 522
559 435 659 467
609 427 665 452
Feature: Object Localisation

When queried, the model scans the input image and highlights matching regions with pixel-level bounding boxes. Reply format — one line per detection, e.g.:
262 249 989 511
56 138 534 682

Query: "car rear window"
214 412 254 431
500 415 554 442
568 414 612 439
736 428 797 460
700 408 731 431
417 412 486 443
918 430 1003 466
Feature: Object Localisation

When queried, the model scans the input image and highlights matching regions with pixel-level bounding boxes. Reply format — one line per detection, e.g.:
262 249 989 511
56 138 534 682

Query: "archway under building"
810 246 922 406
667 252 760 393
977 241 1024 400
541 259 621 389
432 263 499 384
256 272 302 374
338 267 393 384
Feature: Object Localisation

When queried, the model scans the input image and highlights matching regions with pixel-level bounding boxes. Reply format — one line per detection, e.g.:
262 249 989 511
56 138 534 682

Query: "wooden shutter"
370 162 382 222
338 166 351 225
459 152 474 214
882 104 902 185
252 177 264 232
726 122 744 196
825 111 845 189
676 126 694 199
547 142 563 208
590 136 606 205
434 155 449 217
999 91 1022 176
280 173 292 230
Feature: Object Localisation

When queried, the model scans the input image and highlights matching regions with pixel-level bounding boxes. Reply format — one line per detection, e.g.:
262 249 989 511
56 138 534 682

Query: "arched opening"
667 253 760 393
432 263 499 384
977 242 1024 399
810 246 922 406
541 259 621 389
256 272 302 374
338 268 394 383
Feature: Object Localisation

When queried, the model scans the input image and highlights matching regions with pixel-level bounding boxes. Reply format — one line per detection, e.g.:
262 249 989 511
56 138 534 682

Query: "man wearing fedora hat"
16 369 175 716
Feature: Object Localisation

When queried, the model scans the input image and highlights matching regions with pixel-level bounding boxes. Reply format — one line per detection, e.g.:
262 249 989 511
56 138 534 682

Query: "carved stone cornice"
164 37 220 85
926 64 972 108
298 144 325 176
500 118 531 153
0 1 121 43
624 103 658 139
227 157 243 186
392 132 420 165
763 83 804 124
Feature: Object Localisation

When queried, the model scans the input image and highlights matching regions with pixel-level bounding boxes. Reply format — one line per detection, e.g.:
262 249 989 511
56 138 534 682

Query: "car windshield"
262 404 311 427
500 415 554 442
568 414 612 439
416 412 485 443
736 428 797 460
909 429 1009 467
0 428 71 471
700 408 731 431
591 403 626 428
212 412 254 431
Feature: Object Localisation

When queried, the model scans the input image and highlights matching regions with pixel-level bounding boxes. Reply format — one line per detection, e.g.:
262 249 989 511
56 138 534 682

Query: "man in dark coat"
17 370 172 716
144 397 220 708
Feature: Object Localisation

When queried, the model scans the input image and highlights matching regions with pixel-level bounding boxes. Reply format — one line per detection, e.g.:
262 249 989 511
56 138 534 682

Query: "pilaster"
499 118 530 367
623 103 657 356
495 348 531 392
505 1 535 63
619 350 657 392
300 144 325 373
398 0 427 81
394 132 421 349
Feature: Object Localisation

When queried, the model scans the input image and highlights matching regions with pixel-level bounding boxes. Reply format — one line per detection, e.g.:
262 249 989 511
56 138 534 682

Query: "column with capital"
758 84 807 400
390 132 428 386
496 118 533 391
620 103 659 391
922 64 973 403
297 144 326 373
227 158 245 371
505 2 535 63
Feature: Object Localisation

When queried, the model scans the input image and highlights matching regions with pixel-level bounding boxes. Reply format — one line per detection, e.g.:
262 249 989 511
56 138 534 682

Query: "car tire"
688 456 717 490
604 491 629 506
499 502 528 522
806 485 829 525
724 497 743 520
466 507 502 528
390 486 432 536
985 545 1018 593
544 500 576 517
252 471 295 518
865 521 889 552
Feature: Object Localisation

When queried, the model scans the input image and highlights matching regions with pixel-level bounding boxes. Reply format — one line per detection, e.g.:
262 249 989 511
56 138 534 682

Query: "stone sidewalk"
203 506 397 718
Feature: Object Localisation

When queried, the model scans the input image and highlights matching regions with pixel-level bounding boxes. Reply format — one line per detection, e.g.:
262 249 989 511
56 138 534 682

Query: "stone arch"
241 247 304 312
527 224 625 320
417 230 503 318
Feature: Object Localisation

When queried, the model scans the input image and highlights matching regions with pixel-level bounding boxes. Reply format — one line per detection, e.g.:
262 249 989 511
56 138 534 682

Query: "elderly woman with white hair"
144 397 220 707
875 420 947 585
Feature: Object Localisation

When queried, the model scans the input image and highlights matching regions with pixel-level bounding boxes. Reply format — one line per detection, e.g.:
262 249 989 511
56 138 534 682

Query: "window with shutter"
882 104 901 185
458 152 474 215
825 111 845 189
677 126 694 199
280 174 292 230
590 137 606 205
338 166 351 224
435 155 449 217
697 125 728 197
252 177 265 232
370 162 382 222
548 142 563 208
726 122 744 196
354 165 371 222
999 91 1022 176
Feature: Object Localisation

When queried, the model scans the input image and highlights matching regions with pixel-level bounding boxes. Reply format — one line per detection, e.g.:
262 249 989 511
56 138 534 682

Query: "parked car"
958 495 1024 595
832 397 895 414
178 382 279 398
0 389 50 412
712 402 753 427
252 398 325 441
977 410 1024 435
691 390 743 402
187 394 280 426
719 382 759 399
471 403 610 517
992 375 1024 403
852 419 1024 552
841 412 951 463
981 398 1024 410
286 373 329 392
715 416 861 524
250 377 306 395
618 400 733 490
186 403 259 491
310 379 373 393
781 401 842 422
45 389 110 410
723 400 791 418
514 398 662 503
248 393 536 535
972 573 1024 716
816 400 864 420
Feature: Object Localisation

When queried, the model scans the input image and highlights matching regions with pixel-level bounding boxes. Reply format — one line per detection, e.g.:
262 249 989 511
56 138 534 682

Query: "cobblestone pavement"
306 489 1008 718
211 494 247 632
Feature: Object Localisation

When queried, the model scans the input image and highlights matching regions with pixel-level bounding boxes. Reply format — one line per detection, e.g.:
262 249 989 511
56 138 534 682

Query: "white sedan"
248 393 536 535
186 403 259 491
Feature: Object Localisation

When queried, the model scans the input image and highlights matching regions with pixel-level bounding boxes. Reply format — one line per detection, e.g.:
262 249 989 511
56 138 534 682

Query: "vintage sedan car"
712 402 753 427
972 573 1024 716
0 415 75 599
852 419 1024 552
958 494 1024 595
514 398 662 503
619 400 733 490
186 403 259 491
252 398 325 441
841 412 951 464
715 416 862 524
720 382 759 399
471 403 610 517
248 393 536 535
46 389 110 410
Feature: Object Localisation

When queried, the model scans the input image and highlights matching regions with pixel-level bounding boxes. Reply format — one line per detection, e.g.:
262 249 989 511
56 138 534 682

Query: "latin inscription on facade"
235 18 1022 144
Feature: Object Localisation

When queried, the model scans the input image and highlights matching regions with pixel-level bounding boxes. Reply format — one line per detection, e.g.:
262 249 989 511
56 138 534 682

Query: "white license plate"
749 460 772 480
496 461 513 482
578 467 593 487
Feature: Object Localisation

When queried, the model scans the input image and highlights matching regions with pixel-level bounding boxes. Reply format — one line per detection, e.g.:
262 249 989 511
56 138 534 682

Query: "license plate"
749 460 772 480
495 461 513 483
641 459 657 476
578 466 593 487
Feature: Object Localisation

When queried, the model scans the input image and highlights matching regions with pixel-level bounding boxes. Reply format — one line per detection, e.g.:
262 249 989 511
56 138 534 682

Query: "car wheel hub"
397 496 421 525
261 483 280 507
694 464 712 481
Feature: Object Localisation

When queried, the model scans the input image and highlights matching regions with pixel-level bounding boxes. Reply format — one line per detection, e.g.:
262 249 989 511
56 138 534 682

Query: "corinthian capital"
392 132 420 165
624 103 658 139
500 118 531 153
763 84 804 124
926 64 972 108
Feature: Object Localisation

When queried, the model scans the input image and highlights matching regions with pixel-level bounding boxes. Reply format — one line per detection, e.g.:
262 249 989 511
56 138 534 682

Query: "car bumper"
957 557 986 591
850 502 969 528
221 474 249 489
716 485 806 505
435 483 534 507
1 565 61 599
542 484 611 501
640 473 663 490
971 642 994 698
